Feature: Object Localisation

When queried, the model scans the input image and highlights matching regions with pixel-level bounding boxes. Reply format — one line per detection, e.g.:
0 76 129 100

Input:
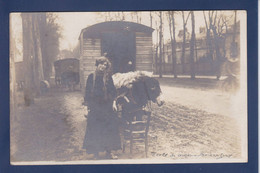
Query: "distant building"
157 21 240 75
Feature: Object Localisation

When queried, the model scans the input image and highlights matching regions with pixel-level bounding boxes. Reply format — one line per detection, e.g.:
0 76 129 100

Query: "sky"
55 11 240 51
10 11 243 62
56 11 206 51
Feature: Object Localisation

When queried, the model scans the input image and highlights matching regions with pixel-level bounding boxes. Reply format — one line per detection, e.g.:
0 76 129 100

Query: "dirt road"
11 81 243 163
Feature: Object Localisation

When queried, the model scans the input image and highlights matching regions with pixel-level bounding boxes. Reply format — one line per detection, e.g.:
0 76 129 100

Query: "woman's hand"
112 100 117 112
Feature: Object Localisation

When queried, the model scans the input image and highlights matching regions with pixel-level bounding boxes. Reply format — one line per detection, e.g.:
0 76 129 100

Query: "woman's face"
97 62 108 72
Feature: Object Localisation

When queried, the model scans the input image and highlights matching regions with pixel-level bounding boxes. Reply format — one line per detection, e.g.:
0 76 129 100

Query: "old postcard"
10 11 247 165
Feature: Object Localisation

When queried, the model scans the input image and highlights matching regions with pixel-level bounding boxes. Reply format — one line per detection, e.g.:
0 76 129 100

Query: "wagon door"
101 31 136 73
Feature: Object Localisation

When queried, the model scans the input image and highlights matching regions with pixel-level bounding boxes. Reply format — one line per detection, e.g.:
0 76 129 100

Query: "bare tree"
150 11 153 28
154 19 159 75
190 11 196 79
203 11 214 62
113 12 126 21
21 13 61 105
181 11 191 73
130 12 142 23
23 14 44 88
167 11 177 78
151 12 160 75
32 14 44 87
101 12 126 21
158 11 163 78
222 10 240 92
203 11 234 79
21 13 41 104
210 12 223 79
231 10 238 58
150 11 158 74
121 12 125 21
102 12 113 21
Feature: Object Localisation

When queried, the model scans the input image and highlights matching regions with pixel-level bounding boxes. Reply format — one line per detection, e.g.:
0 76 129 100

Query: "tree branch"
203 11 209 29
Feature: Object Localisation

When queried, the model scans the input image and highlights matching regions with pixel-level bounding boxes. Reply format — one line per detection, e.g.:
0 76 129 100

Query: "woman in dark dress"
83 56 121 159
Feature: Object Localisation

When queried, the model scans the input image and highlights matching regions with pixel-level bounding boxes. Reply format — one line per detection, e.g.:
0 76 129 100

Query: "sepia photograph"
10 11 247 165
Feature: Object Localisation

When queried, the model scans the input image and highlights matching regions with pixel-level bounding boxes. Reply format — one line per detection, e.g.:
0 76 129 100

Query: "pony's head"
131 76 164 107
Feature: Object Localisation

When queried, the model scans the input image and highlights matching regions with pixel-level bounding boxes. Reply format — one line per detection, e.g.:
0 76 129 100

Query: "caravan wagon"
78 21 154 89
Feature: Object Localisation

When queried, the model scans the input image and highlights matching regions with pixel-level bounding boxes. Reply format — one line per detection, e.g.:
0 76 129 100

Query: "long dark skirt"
83 103 121 154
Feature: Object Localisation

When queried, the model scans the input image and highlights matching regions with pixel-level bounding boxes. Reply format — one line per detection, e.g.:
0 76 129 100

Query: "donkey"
113 72 164 121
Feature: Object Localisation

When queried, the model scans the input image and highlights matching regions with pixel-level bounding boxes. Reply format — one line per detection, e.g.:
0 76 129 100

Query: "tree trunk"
233 11 237 43
155 45 158 74
207 30 214 61
171 12 177 78
159 12 163 78
167 12 177 78
181 12 186 74
38 13 51 81
190 11 196 79
211 25 222 80
21 14 34 88
21 13 45 104
230 10 238 58
121 12 125 21
32 14 44 93
150 12 153 28
203 11 214 61
21 13 35 105
162 43 166 73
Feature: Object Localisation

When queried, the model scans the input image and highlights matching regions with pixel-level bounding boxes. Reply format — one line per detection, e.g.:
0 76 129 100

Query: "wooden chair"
121 109 151 158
